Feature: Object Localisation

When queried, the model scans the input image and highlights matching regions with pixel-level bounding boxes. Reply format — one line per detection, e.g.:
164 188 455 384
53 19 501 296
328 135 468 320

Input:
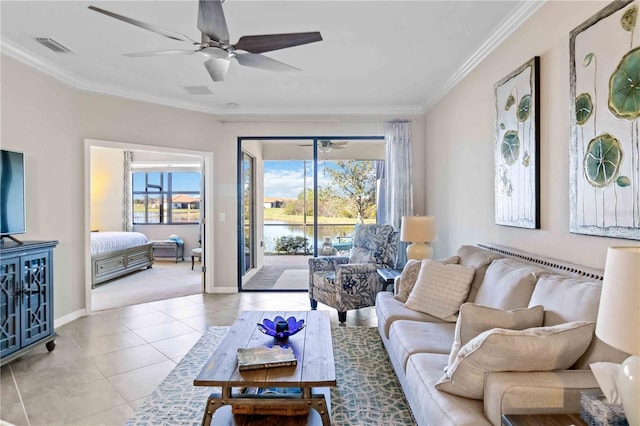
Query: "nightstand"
502 413 587 426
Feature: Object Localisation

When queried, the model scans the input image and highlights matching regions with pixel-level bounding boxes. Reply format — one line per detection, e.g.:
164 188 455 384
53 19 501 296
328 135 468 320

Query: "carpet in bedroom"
92 260 202 311
127 326 415 425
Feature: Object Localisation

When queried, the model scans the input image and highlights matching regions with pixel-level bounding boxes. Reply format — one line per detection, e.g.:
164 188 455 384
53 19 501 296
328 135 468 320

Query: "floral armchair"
308 224 399 323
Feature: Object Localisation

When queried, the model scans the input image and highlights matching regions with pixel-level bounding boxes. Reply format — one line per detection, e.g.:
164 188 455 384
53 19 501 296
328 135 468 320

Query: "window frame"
132 171 201 225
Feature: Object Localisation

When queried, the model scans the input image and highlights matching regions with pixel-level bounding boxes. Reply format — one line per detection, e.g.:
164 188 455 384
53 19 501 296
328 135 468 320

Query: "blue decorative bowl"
257 316 305 341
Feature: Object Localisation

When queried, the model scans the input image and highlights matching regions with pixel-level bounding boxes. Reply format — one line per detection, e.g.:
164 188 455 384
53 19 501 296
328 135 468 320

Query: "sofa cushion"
456 245 503 304
389 320 455 372
405 353 490 426
447 303 545 370
394 256 460 303
435 321 595 399
473 258 548 310
405 260 475 321
528 275 628 369
376 292 446 339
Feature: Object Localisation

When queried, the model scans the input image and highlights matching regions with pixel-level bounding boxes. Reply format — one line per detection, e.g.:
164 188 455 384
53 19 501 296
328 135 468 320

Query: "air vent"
35 37 73 53
184 86 213 95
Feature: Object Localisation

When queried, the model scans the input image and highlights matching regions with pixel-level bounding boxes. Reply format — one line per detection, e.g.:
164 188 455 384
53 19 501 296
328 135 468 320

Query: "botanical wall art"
570 0 640 240
494 57 540 229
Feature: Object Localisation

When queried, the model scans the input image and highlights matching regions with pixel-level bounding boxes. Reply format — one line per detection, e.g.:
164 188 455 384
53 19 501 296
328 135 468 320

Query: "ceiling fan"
88 0 322 82
299 140 349 153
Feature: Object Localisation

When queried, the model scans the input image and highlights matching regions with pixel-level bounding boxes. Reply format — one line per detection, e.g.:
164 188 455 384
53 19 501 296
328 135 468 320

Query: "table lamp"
595 246 640 426
400 216 436 260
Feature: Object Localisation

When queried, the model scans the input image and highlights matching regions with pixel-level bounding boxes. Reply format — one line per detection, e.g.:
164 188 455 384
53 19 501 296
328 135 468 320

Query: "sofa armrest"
308 256 349 273
483 370 599 426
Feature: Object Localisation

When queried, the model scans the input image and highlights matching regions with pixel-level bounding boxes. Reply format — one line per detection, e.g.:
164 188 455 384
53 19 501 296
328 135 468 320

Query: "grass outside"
263 208 375 224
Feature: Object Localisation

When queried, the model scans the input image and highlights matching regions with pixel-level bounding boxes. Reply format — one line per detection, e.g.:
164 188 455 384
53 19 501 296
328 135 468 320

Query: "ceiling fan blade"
197 0 230 43
234 32 322 54
235 53 301 73
203 57 230 81
124 49 199 57
88 6 197 44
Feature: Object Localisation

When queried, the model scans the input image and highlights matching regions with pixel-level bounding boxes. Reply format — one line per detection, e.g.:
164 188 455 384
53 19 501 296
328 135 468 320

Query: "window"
133 172 200 224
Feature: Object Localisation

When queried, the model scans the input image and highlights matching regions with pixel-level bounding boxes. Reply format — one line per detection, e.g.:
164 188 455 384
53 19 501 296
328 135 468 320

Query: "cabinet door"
21 250 53 347
0 256 21 358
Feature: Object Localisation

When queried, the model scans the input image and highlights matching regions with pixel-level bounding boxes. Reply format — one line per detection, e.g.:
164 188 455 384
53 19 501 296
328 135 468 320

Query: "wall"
1 54 424 322
424 0 633 269
90 146 123 231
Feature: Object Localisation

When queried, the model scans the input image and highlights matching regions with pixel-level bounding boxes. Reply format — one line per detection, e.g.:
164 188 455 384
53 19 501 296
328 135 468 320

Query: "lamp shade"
595 246 640 356
400 216 436 243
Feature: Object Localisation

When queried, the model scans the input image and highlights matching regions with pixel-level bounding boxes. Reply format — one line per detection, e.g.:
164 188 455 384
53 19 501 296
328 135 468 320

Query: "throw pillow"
446 303 544 371
394 256 460 303
404 259 475 321
473 258 549 310
435 321 596 399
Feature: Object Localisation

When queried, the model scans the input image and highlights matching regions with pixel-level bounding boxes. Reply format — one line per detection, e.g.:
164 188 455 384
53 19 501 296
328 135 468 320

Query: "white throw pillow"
394 256 460 303
435 321 595 399
446 303 544 370
404 259 475 321
474 258 549 310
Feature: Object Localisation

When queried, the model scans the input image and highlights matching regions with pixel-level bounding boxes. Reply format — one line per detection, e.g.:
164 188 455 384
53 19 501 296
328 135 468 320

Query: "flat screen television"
0 149 26 243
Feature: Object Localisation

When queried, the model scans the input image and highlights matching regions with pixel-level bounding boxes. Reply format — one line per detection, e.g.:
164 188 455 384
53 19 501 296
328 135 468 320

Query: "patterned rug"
127 326 415 425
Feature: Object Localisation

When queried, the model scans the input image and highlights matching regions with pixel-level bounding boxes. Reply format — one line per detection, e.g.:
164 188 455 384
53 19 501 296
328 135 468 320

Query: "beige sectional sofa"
375 244 628 426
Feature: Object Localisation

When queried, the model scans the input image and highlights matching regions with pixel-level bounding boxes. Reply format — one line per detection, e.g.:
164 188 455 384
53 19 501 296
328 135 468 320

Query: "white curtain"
123 151 133 232
384 121 413 267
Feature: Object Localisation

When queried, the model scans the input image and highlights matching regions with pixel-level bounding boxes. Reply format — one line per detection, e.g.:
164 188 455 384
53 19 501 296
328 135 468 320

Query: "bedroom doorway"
85 139 214 313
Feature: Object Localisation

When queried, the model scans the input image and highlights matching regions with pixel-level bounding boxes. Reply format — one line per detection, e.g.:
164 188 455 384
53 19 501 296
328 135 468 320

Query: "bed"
91 231 153 287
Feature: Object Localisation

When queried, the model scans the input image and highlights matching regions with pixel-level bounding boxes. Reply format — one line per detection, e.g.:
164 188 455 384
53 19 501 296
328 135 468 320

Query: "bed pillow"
394 256 460 303
404 259 475 321
446 303 544 371
435 321 595 399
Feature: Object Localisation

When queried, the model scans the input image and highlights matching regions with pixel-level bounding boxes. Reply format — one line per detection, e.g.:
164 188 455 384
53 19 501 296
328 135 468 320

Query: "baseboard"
210 287 238 294
54 308 87 328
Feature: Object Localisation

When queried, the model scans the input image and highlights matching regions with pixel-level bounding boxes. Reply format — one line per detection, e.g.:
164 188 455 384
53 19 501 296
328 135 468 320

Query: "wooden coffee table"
194 310 336 425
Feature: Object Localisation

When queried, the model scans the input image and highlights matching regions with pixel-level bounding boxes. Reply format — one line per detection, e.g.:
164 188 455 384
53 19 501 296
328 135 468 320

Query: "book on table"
237 345 297 371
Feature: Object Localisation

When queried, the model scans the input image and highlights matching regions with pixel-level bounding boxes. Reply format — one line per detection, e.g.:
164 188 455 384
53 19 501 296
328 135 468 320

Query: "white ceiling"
0 1 542 117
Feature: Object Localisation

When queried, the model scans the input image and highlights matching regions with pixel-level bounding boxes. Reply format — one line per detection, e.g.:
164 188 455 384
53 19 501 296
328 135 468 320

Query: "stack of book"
237 345 297 371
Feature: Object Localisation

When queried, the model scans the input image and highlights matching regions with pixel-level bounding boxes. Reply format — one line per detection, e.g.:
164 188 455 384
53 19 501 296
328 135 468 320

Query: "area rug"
127 326 415 425
272 269 309 290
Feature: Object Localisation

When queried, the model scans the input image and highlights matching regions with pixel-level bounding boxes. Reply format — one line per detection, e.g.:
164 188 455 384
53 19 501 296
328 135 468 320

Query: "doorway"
84 139 214 313
238 136 385 291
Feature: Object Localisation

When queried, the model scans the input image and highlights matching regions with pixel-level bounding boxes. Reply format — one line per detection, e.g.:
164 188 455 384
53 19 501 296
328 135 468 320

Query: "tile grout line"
9 365 31 426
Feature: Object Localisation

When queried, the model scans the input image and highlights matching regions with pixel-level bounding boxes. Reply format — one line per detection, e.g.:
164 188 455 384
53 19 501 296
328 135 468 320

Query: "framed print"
570 0 640 240
495 56 540 229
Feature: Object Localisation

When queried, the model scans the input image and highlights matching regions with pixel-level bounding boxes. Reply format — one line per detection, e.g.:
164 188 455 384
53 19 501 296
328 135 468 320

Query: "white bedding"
90 232 150 256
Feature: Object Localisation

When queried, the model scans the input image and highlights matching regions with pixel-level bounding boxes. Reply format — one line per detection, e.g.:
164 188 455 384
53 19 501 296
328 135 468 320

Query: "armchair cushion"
349 224 398 267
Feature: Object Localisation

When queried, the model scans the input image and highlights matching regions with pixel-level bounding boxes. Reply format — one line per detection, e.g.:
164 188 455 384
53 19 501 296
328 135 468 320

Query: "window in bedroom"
132 172 201 224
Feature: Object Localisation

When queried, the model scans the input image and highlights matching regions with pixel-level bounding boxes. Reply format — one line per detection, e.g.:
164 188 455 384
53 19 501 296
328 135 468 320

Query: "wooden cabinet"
0 240 58 366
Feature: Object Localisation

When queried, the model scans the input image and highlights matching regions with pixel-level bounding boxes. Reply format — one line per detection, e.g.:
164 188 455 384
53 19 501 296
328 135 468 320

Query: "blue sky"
264 161 334 199
133 172 200 192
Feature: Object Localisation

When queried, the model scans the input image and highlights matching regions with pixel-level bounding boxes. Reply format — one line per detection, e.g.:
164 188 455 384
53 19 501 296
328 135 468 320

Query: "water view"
263 221 355 253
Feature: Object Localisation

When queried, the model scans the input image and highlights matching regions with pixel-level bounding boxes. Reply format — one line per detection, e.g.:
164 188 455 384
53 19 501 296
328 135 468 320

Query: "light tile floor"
0 292 377 426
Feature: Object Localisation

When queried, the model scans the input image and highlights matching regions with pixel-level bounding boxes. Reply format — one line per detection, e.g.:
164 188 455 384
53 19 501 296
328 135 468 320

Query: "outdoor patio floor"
242 254 311 290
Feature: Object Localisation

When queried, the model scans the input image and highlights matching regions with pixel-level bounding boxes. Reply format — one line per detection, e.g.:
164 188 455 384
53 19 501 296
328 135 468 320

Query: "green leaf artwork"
505 95 515 111
501 131 520 166
608 47 640 120
522 151 531 167
499 123 505 130
621 4 637 32
583 133 624 188
617 176 631 187
576 93 593 125
516 95 531 122
583 53 595 67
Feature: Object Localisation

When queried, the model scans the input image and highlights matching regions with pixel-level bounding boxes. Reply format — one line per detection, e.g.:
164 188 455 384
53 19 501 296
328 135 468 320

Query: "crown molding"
423 0 546 112
2 0 545 118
